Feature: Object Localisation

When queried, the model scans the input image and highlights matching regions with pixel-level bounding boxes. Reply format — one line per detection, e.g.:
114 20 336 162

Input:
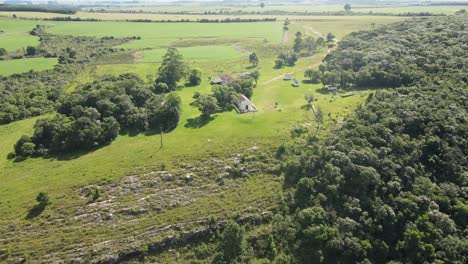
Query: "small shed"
328 86 337 91
292 79 300 87
283 74 292 80
235 94 257 113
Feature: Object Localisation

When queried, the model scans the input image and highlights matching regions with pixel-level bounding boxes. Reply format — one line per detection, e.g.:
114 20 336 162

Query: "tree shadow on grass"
245 65 256 70
184 115 216 129
26 204 46 220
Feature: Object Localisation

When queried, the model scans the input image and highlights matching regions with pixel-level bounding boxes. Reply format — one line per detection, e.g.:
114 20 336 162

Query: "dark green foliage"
192 94 220 118
15 74 181 158
275 53 298 68
221 220 245 263
281 85 467 263
36 192 49 207
0 4 76 14
188 68 202 86
293 32 303 53
14 135 35 157
26 46 37 56
272 15 468 264
0 47 6 56
155 48 187 90
321 15 467 88
249 52 259 66
0 32 133 124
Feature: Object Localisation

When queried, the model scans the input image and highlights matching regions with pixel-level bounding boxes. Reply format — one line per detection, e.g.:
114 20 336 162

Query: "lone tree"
260 2 265 8
293 31 303 53
327 32 336 42
155 48 187 91
249 52 259 66
193 94 219 119
250 70 260 85
344 3 352 12
304 93 315 109
221 220 245 263
36 192 49 208
188 68 202 86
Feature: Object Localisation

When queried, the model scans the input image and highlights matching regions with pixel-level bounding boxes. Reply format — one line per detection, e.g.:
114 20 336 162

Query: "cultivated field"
103 4 467 14
0 14 405 262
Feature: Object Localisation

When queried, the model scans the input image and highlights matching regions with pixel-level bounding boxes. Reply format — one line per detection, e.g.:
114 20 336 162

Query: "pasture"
0 15 398 260
0 57 57 76
0 17 39 51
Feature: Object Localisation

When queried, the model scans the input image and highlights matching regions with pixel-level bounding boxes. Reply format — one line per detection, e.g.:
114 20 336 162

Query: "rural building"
283 74 292 80
292 79 300 87
235 94 257 113
210 74 234 85
328 86 337 91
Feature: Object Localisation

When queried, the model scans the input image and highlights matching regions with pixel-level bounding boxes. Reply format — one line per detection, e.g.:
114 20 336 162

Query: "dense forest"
268 15 467 264
317 15 467 89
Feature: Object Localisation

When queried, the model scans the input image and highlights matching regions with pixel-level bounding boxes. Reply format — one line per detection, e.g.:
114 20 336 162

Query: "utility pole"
160 126 163 148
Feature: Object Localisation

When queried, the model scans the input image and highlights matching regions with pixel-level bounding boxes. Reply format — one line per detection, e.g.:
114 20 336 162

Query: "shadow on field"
26 204 46 220
184 115 216 129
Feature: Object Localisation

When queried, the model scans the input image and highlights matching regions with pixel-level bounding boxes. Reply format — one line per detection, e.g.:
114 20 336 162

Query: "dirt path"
262 25 339 85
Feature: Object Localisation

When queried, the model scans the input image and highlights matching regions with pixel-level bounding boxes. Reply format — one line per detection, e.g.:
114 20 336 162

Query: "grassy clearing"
41 20 283 49
0 17 39 51
0 57 57 76
141 45 245 63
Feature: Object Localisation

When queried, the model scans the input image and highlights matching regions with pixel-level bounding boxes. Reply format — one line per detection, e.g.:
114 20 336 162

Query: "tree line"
312 15 467 89
12 74 182 159
0 26 134 125
0 4 76 14
263 14 467 264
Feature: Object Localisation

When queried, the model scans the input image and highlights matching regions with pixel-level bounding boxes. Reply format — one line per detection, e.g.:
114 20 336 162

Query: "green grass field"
0 57 57 75
140 45 245 63
0 15 400 261
0 17 39 51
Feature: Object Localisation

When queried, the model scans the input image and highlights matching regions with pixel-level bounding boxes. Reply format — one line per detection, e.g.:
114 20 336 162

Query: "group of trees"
153 48 202 93
0 31 132 124
13 74 182 158
275 84 468 263
275 31 326 69
263 14 468 264
192 73 258 118
318 15 467 89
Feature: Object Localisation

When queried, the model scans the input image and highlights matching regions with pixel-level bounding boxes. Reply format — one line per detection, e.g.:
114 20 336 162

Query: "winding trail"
262 24 339 85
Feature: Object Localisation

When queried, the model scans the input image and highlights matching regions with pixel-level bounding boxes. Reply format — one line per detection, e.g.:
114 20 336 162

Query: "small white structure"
292 79 300 87
283 74 292 80
235 94 257 113
328 86 337 91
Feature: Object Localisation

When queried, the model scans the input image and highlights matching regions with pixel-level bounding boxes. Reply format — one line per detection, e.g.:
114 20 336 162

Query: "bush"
188 68 202 86
36 192 49 207
14 135 35 157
